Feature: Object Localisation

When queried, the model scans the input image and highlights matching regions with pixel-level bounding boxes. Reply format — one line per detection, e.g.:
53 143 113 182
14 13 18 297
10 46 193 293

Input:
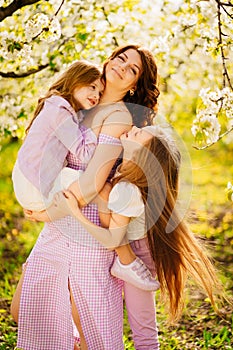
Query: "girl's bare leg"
115 243 136 265
10 269 25 323
70 289 88 350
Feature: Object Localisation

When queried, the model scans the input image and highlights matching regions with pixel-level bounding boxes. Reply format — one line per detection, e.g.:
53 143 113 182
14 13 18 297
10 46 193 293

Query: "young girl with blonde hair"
12 60 104 212
57 124 222 348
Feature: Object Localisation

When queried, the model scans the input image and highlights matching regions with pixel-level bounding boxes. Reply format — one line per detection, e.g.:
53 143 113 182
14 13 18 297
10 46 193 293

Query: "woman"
11 44 160 350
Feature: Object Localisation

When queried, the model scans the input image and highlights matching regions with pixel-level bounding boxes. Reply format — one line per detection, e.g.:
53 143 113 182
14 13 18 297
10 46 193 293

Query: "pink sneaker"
111 256 160 291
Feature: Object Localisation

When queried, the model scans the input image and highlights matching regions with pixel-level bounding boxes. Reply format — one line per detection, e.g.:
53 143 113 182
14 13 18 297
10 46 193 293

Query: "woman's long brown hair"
102 44 160 127
113 126 222 321
26 61 101 133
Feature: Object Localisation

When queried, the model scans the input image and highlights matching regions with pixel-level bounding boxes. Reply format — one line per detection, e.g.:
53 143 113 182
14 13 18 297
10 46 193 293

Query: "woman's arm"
24 109 132 222
54 190 130 249
92 181 112 228
68 109 132 206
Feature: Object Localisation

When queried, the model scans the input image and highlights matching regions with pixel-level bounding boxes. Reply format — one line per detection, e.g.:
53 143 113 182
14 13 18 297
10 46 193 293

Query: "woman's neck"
100 85 126 104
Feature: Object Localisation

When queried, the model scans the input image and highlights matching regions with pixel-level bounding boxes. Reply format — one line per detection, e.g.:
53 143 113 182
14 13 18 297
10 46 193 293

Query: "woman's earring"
129 89 135 96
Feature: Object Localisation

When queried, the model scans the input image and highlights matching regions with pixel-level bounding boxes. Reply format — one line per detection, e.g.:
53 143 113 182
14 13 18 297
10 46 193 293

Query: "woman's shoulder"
99 101 129 112
105 101 130 118
87 102 132 139
93 102 130 121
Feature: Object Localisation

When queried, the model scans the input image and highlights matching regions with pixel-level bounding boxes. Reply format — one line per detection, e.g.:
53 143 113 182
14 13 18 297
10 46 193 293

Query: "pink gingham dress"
17 126 124 350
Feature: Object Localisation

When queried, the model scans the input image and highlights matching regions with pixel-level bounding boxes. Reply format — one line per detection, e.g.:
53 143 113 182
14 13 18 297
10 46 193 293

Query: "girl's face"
73 78 104 109
121 126 153 146
120 126 154 159
105 49 142 93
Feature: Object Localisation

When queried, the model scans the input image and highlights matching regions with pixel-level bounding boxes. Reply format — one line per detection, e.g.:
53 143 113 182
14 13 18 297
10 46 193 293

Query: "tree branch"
216 0 233 90
101 6 119 47
0 0 40 22
54 0 65 17
0 63 49 78
218 1 233 7
31 0 65 41
216 0 233 19
0 34 74 79
193 126 233 150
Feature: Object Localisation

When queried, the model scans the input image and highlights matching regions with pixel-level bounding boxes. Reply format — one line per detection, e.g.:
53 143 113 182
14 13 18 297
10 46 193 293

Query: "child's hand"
53 190 79 217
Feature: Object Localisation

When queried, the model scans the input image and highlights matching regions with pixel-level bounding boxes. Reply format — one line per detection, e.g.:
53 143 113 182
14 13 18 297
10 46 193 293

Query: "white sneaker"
111 256 160 291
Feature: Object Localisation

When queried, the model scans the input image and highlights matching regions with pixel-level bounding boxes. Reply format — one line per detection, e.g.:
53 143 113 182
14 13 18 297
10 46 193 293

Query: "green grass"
0 136 233 349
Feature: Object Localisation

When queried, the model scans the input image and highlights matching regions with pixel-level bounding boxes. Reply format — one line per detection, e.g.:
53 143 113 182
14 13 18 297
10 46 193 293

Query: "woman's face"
105 49 142 93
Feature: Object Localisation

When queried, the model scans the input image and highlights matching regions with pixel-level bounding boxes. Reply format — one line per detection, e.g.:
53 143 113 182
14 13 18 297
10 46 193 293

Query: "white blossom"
45 17 61 42
192 87 233 145
221 87 233 119
108 12 126 26
199 87 233 120
0 31 33 62
179 13 197 27
25 13 61 43
226 182 233 201
150 35 170 57
0 95 31 137
192 113 221 144
25 13 50 40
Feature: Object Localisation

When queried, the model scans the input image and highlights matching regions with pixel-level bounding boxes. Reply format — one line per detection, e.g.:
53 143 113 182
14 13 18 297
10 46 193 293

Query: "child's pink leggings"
124 238 160 350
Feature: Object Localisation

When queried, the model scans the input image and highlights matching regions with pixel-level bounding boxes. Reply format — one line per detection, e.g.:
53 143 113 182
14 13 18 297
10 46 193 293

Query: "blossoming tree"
0 0 232 149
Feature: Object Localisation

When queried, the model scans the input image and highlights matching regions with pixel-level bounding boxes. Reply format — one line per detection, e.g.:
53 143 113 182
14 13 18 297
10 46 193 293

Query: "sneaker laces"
132 258 153 280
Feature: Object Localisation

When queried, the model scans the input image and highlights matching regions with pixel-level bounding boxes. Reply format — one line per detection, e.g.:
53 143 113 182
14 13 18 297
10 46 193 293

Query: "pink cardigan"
17 95 96 197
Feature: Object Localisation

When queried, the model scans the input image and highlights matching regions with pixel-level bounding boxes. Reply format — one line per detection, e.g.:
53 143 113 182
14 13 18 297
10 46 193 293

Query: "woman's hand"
23 208 50 222
53 190 80 217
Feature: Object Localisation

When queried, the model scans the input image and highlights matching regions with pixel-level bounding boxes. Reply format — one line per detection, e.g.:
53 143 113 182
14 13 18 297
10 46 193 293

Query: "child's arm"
54 190 130 249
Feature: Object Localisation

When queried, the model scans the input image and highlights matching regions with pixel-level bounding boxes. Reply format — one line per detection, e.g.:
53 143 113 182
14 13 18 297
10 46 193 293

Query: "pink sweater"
17 95 96 197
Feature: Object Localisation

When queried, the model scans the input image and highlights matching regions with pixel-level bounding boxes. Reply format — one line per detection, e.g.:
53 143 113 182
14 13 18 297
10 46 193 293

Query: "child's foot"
111 257 160 291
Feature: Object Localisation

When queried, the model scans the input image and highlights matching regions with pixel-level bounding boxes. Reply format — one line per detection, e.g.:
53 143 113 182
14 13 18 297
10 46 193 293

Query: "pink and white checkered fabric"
17 132 124 350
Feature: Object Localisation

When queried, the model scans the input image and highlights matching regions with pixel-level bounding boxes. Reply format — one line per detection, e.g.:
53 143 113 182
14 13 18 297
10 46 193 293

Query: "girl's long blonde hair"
26 61 101 132
114 126 222 321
